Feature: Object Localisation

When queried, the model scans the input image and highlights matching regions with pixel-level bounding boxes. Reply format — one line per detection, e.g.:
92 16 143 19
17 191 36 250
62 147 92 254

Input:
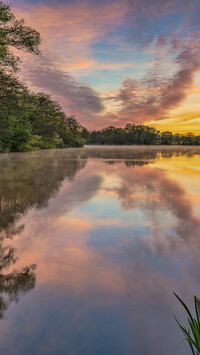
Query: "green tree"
0 1 85 152
0 1 40 71
161 131 173 145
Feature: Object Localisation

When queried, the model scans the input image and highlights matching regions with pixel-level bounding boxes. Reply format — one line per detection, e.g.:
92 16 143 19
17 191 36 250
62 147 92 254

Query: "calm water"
0 146 200 355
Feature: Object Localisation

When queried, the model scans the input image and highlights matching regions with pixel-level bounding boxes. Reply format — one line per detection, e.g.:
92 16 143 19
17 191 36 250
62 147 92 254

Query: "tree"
161 131 173 145
0 1 85 152
0 1 40 71
85 124 199 146
0 1 41 151
0 70 32 151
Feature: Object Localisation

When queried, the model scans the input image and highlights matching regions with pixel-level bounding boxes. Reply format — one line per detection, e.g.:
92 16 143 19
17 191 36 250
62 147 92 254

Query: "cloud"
12 0 126 53
125 0 194 47
11 0 127 124
10 0 200 128
99 0 200 126
108 43 200 124
20 53 104 121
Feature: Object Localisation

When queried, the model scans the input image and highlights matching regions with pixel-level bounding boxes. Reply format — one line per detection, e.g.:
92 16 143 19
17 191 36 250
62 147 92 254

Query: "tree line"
81 124 200 145
0 1 84 152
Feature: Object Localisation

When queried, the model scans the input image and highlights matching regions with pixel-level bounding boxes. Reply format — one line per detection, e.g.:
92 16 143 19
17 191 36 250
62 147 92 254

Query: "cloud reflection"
0 147 200 354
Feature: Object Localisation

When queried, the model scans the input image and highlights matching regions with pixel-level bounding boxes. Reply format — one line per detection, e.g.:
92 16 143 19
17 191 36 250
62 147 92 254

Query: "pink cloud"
108 44 200 125
9 0 200 128
13 0 126 54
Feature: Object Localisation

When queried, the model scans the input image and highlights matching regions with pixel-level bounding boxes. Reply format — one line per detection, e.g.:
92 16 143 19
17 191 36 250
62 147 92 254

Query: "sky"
9 0 200 132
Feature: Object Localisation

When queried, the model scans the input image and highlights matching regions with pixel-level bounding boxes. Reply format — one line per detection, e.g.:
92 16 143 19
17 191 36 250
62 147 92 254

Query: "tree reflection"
0 232 36 319
0 262 36 319
79 146 198 161
0 149 87 318
0 149 87 234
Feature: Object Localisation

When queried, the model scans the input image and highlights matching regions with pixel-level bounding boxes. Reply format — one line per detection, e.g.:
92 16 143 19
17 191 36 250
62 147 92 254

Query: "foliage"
174 293 200 355
0 0 40 71
83 124 200 146
0 70 85 152
0 1 84 152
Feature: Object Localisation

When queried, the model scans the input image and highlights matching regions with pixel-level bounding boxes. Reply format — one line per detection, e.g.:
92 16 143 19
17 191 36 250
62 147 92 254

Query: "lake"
0 145 200 355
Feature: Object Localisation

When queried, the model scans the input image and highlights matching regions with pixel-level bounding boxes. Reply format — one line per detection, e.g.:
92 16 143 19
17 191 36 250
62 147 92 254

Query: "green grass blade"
188 339 196 355
174 293 200 355
194 296 200 326
174 292 195 327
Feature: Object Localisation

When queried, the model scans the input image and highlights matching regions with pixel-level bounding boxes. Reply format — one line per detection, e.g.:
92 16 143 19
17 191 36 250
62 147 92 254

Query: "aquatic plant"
174 292 200 355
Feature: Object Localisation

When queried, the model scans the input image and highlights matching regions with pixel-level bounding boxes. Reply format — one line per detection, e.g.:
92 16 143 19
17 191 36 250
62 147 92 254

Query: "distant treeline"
0 1 84 152
81 124 200 145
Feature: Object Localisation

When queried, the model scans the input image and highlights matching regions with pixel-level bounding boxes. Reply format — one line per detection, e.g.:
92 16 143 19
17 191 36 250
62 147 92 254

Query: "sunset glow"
9 0 200 132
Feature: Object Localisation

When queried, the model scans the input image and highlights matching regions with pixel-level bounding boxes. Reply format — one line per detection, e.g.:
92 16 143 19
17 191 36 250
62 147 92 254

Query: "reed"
174 292 200 355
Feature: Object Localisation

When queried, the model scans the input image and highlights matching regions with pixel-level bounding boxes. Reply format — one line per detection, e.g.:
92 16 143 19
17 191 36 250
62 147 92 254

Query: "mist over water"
0 146 200 355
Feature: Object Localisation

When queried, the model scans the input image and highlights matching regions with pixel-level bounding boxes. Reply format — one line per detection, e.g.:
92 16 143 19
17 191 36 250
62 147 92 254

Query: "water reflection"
0 150 87 320
0 257 36 320
0 222 36 319
0 147 199 355
114 164 200 244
